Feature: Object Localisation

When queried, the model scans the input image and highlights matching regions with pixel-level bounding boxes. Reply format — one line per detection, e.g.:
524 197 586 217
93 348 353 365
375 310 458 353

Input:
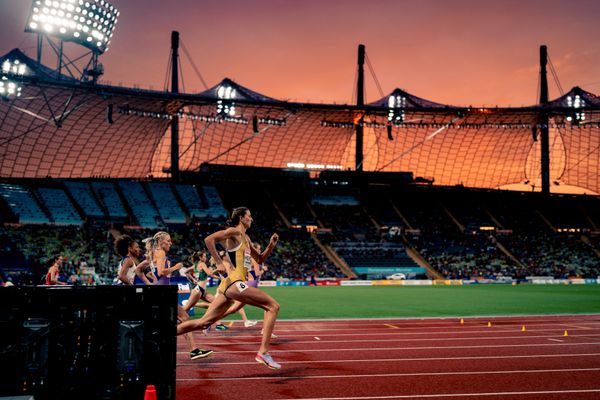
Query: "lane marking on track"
562 324 593 330
176 341 600 355
176 367 600 382
385 324 400 329
177 333 600 348
314 337 320 340
194 324 600 335
268 388 600 399
548 338 563 342
176 352 600 367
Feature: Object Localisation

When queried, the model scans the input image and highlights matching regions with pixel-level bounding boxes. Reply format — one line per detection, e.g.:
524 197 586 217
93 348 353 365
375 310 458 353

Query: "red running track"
176 315 600 400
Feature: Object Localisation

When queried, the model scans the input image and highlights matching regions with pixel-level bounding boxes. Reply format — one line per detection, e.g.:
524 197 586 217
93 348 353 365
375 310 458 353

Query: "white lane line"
548 338 564 342
176 341 600 355
562 324 593 330
176 352 600 367
177 333 600 348
269 388 600 399
176 367 600 381
314 337 321 340
188 324 600 336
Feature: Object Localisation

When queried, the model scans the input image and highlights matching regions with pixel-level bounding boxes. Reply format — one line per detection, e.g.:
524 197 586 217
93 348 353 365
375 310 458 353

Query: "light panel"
0 59 27 98
25 0 119 54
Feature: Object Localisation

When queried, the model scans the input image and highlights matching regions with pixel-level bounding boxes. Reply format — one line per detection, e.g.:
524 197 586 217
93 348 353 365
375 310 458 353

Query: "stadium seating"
90 181 128 219
175 184 205 218
0 183 51 224
37 187 84 226
2 178 600 284
64 180 105 218
117 181 162 228
147 182 186 224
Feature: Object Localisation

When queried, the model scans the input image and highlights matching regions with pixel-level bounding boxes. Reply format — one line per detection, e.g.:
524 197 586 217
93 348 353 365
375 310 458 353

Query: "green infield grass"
195 284 600 320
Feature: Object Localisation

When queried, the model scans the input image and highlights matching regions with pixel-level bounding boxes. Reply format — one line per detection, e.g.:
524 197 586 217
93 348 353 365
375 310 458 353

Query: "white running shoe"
261 329 278 339
244 320 258 327
255 353 281 369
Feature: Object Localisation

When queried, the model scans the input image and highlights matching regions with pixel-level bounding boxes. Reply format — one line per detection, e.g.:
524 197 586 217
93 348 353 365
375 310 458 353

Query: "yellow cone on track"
487 321 492 327
460 318 464 325
564 330 569 337
521 325 526 332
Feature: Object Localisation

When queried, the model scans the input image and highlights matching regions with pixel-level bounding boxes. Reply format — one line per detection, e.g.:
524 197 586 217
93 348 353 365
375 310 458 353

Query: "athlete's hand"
270 233 279 246
216 259 232 276
172 262 183 271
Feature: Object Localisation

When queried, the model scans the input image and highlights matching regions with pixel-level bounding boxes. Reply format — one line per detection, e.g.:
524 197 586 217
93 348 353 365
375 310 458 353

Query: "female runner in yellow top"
177 207 281 369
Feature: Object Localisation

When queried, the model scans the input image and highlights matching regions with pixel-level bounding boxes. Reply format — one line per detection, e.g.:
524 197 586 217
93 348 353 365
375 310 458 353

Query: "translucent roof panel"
1 49 599 194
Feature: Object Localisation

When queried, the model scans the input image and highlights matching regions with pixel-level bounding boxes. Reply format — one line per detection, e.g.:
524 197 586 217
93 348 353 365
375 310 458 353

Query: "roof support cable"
180 39 209 91
365 53 385 99
547 53 564 96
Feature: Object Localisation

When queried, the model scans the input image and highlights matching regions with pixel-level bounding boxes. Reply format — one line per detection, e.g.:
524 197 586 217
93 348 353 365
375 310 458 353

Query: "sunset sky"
1 0 599 107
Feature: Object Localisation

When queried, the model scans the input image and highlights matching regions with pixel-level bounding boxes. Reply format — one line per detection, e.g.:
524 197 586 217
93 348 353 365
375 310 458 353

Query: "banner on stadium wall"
402 280 433 286
353 267 426 274
433 279 463 285
259 281 277 287
341 280 373 286
276 281 308 287
316 280 341 286
372 280 405 286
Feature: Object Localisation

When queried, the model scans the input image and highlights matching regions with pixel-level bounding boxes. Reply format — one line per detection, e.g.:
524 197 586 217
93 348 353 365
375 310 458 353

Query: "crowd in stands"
1 179 600 285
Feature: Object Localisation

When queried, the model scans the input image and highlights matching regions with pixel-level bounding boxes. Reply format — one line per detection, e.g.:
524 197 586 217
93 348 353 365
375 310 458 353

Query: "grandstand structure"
1 46 600 193
1 28 600 284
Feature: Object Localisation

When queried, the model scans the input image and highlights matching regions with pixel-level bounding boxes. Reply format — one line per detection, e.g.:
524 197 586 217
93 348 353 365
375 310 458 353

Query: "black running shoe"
190 348 214 360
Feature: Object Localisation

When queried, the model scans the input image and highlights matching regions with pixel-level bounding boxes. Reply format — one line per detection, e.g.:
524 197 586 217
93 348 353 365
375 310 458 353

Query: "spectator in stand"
45 256 67 285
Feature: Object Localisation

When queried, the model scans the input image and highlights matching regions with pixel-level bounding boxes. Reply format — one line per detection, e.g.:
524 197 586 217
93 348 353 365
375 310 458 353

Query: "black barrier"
0 285 177 400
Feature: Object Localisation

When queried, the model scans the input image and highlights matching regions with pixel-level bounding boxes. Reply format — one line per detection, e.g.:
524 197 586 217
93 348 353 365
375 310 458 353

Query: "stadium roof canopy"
1 48 600 194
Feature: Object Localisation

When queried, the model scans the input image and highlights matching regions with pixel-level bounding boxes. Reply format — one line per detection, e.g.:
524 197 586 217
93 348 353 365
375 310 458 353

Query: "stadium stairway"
170 183 192 225
580 235 600 258
390 200 413 229
491 236 529 270
443 205 466 232
311 232 357 279
400 235 444 280
31 186 54 223
579 204 598 231
305 201 326 229
271 201 292 228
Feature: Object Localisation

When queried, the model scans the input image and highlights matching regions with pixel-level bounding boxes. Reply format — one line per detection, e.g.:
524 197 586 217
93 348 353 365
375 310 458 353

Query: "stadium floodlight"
25 0 119 55
388 95 406 123
0 59 27 99
566 94 586 122
216 84 237 116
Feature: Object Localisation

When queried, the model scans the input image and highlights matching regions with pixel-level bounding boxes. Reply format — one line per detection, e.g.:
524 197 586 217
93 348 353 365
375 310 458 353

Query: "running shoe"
215 323 229 331
244 320 258 327
189 348 214 360
261 329 278 338
255 353 281 369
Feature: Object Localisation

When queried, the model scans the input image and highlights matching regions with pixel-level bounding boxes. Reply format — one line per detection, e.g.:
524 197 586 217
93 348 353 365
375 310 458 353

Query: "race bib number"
234 281 248 293
243 248 252 270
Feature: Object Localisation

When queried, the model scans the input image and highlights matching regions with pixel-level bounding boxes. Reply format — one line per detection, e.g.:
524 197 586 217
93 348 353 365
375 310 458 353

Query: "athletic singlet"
45 269 57 285
195 262 209 281
153 257 171 285
117 256 137 284
217 234 252 294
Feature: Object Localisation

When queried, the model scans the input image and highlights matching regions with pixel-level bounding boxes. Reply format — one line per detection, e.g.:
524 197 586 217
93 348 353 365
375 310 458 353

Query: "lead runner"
176 207 282 369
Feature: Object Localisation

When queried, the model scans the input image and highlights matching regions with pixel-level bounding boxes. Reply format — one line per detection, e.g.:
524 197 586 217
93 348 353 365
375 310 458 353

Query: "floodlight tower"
24 0 119 82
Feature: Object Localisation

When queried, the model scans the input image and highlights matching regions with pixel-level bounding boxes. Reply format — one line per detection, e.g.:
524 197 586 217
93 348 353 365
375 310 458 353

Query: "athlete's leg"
177 305 199 353
183 288 201 313
177 293 233 335
224 283 279 355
